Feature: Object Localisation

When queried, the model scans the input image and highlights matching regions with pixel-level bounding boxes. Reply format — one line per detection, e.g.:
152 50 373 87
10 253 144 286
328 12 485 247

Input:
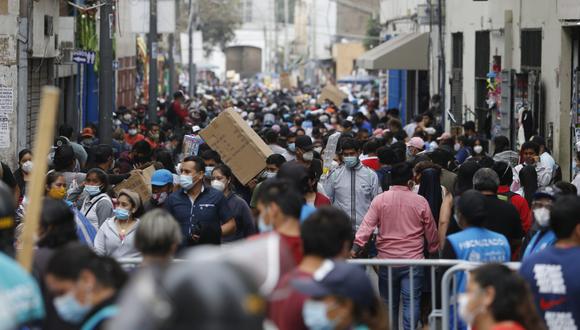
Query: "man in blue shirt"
165 156 234 246
520 195 580 330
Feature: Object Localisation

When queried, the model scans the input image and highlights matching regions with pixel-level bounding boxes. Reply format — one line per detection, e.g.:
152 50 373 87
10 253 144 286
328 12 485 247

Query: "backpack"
497 190 516 203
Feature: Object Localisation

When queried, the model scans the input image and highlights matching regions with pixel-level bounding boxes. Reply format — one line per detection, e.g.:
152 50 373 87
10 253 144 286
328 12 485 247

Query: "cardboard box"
200 109 273 184
318 84 348 106
280 72 291 90
114 166 156 203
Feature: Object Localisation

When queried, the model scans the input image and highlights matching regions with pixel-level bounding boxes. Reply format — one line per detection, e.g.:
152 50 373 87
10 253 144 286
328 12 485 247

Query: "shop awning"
356 32 429 70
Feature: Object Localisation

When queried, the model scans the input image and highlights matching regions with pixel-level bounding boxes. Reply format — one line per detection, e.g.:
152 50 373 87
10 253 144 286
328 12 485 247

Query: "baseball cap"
151 169 174 187
406 137 425 150
81 127 94 138
295 135 314 152
533 186 561 201
437 132 452 141
192 125 202 134
292 261 375 307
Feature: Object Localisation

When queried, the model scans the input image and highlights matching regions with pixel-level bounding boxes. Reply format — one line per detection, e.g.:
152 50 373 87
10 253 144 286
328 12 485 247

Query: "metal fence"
440 262 522 330
349 259 464 330
117 257 521 330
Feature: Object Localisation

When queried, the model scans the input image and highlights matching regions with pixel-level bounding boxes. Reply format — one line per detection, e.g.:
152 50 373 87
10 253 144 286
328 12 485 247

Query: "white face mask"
211 180 226 192
128 129 138 136
473 145 483 154
303 151 314 162
22 160 33 173
533 207 550 228
458 293 483 325
454 143 461 152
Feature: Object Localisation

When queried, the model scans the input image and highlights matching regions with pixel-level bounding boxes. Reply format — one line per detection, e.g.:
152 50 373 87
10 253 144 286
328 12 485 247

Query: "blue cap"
151 169 174 186
292 261 375 307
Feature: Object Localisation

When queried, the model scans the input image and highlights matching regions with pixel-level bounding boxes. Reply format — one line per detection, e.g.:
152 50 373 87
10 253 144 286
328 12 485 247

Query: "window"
243 0 252 23
452 33 463 69
474 31 490 134
521 29 542 70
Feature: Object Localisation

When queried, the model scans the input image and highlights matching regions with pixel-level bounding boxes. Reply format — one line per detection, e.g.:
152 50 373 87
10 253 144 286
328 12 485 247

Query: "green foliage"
197 0 243 56
364 16 382 50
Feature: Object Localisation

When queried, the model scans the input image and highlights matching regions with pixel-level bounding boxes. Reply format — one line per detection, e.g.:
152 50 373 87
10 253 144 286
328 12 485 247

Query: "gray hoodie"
94 217 141 259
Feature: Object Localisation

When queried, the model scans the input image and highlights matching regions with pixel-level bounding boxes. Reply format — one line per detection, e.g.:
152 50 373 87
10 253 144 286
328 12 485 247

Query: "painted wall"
444 0 569 172
0 0 20 166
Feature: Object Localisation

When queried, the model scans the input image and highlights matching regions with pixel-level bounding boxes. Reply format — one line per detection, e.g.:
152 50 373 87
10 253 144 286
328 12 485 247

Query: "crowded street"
1 0 580 330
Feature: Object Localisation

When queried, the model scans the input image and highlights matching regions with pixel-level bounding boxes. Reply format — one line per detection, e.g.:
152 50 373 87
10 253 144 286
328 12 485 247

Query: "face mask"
22 160 33 173
314 147 323 154
458 293 483 326
344 156 358 168
534 207 550 228
179 174 195 190
152 192 168 205
258 209 273 233
302 300 337 330
53 291 91 324
303 151 314 162
211 180 226 192
149 133 160 141
84 185 101 197
114 119 122 126
288 143 296 153
205 166 215 178
473 145 483 154
128 129 138 136
263 171 277 179
123 114 132 121
114 208 130 220
454 143 461 152
48 186 67 200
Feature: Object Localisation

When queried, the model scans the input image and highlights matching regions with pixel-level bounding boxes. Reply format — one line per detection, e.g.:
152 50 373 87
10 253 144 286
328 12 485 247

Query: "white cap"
192 126 201 133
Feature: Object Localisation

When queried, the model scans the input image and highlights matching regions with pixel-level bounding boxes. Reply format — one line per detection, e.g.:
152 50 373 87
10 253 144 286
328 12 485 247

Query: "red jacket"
361 156 381 170
497 186 532 234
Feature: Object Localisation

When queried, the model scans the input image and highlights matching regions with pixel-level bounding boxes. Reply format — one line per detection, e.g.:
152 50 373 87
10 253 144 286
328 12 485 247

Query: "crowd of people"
0 82 579 330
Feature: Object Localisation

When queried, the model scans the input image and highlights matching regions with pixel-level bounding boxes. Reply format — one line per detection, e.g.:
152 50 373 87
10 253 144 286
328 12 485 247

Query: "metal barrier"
349 259 465 330
440 262 521 330
117 257 521 330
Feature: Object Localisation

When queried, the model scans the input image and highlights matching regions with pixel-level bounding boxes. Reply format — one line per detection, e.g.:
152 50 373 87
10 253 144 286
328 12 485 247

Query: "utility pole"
188 0 197 97
284 0 289 71
437 0 445 129
168 0 179 98
148 0 158 121
98 0 113 144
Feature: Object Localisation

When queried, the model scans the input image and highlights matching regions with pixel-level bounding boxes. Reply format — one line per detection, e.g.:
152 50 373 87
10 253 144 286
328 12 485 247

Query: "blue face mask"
302 300 336 330
179 174 195 190
53 291 91 324
114 208 130 220
258 210 273 233
84 185 101 197
343 156 358 168
205 166 215 178
288 143 296 153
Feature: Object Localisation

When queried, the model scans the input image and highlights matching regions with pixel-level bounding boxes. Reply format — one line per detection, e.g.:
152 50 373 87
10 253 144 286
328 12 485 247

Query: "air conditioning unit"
417 3 441 25
59 41 74 64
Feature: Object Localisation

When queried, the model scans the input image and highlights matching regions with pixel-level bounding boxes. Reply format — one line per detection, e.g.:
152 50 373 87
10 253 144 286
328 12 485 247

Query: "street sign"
72 50 96 64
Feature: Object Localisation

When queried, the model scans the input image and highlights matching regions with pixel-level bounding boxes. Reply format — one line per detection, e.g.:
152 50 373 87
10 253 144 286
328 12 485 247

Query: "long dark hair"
519 165 538 207
37 199 78 248
417 167 443 223
471 264 546 330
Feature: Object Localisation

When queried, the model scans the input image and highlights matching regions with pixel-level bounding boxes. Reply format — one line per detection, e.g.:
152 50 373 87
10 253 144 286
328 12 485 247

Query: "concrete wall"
336 0 379 40
332 42 365 79
443 0 571 173
30 0 59 58
0 0 20 166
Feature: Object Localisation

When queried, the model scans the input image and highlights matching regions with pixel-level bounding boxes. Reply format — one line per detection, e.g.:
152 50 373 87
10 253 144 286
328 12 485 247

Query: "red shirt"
497 186 532 234
172 101 189 123
314 192 331 207
124 133 145 146
361 156 381 170
280 233 303 265
268 269 311 330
